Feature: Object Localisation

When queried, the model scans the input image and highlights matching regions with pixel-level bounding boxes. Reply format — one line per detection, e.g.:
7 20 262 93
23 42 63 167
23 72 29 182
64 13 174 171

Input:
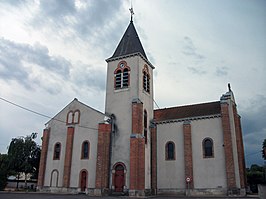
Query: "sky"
0 0 265 167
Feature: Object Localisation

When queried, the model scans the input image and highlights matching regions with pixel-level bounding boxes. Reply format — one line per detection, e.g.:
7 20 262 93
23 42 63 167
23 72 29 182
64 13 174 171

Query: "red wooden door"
114 165 124 192
80 171 87 192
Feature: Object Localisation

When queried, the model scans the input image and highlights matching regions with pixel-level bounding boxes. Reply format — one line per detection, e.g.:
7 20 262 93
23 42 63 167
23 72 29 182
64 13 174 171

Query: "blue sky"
0 0 265 167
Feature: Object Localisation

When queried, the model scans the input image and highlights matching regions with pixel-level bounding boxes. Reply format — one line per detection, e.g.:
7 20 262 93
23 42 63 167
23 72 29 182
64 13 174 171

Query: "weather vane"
129 2 134 22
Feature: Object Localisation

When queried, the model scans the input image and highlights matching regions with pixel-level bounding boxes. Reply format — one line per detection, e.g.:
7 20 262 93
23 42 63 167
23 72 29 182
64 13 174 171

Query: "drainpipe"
108 114 116 193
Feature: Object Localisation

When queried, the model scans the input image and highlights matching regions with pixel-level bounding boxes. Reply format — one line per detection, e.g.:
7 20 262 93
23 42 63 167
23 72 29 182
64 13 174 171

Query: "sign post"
186 176 191 196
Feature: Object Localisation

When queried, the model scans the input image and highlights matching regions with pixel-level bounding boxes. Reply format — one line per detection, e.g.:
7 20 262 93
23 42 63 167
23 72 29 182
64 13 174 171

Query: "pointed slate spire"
109 21 147 60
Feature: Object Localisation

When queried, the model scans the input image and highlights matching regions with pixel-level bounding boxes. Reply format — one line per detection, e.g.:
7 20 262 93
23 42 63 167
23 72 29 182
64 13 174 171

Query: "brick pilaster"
221 103 236 189
183 121 194 188
233 105 246 189
95 123 111 190
63 126 74 188
130 99 145 192
37 128 50 187
132 99 143 134
130 137 145 190
150 124 157 194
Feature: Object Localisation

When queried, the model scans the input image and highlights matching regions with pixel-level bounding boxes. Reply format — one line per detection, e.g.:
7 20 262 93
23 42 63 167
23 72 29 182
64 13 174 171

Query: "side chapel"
37 16 246 196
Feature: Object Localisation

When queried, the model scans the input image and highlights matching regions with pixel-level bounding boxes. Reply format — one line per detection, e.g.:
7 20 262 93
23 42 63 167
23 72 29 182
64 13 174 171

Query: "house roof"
109 21 147 60
154 101 221 122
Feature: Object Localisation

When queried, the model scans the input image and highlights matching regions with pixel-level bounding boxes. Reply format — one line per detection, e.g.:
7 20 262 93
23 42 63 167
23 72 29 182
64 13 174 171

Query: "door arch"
113 163 126 192
50 169 59 187
79 170 88 192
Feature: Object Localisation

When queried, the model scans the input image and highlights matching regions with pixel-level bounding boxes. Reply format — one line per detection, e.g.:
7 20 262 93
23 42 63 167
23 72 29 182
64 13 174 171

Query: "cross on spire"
228 83 232 92
129 6 134 22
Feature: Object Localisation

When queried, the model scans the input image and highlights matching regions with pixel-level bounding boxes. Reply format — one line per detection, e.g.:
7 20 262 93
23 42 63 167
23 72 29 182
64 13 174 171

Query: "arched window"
203 138 214 158
66 110 80 124
73 110 80 124
114 61 130 89
123 68 129 87
67 111 73 124
81 141 90 159
115 70 122 89
53 142 61 160
143 65 150 93
165 141 175 160
144 110 148 144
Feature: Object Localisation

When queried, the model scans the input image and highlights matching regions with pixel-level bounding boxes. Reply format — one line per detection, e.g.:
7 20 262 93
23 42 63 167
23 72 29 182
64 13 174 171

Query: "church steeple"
109 21 147 60
104 12 154 196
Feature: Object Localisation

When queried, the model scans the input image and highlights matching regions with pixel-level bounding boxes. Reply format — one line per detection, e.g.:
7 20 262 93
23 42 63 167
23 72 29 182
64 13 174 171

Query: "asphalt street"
0 192 259 199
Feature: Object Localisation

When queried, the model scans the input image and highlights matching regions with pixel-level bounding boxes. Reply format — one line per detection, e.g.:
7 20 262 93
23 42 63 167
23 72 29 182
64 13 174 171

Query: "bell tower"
104 18 155 196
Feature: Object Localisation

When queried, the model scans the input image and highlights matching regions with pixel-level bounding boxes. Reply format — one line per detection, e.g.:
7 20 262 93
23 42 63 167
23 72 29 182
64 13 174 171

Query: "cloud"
0 37 70 80
215 66 228 76
70 0 127 55
70 61 106 91
39 0 76 18
0 38 70 93
187 66 207 75
0 38 106 94
30 0 124 42
35 0 122 29
0 0 27 7
241 95 266 135
182 36 205 61
1 0 129 60
0 39 30 88
240 95 266 166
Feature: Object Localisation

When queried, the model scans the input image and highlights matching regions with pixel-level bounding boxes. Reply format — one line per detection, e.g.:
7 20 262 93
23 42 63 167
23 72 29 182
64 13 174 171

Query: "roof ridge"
154 101 221 122
155 101 220 111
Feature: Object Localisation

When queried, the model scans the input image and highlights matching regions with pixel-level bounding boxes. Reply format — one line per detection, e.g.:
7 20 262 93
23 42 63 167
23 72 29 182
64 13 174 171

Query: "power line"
0 97 98 131
153 98 160 109
1 97 260 159
1 95 161 128
0 97 51 119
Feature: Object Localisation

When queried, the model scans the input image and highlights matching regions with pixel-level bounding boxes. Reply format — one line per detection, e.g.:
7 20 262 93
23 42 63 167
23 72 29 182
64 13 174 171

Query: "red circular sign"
186 177 191 182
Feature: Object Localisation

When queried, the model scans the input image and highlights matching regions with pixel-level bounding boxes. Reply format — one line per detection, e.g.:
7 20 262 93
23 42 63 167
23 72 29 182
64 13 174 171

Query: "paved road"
0 192 259 199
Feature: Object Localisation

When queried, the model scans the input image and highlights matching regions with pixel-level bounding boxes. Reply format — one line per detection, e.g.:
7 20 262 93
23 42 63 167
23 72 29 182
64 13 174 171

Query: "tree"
246 164 265 193
29 145 41 180
0 153 9 190
7 133 41 189
262 139 266 160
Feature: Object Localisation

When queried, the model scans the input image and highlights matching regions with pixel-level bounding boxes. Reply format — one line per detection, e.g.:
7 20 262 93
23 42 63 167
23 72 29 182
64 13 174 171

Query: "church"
37 16 246 197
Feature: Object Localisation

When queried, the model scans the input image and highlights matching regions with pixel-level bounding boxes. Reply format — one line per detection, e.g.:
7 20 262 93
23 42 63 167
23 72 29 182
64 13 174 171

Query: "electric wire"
0 97 98 131
153 98 160 109
1 97 263 162
1 95 161 126
2 96 261 159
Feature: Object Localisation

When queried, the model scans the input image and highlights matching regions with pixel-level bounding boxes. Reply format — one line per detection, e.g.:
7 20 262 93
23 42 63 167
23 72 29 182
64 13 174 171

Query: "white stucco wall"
157 122 185 189
44 99 105 189
44 125 66 187
191 117 227 189
69 105 104 188
157 117 227 191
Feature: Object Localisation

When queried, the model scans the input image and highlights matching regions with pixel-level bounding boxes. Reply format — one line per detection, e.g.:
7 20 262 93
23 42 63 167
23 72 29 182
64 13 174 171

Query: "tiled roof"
109 21 147 60
154 101 221 122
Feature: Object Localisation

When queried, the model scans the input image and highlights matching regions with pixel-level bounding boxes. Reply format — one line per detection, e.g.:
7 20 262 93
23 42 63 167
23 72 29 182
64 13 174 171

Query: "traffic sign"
186 177 191 182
